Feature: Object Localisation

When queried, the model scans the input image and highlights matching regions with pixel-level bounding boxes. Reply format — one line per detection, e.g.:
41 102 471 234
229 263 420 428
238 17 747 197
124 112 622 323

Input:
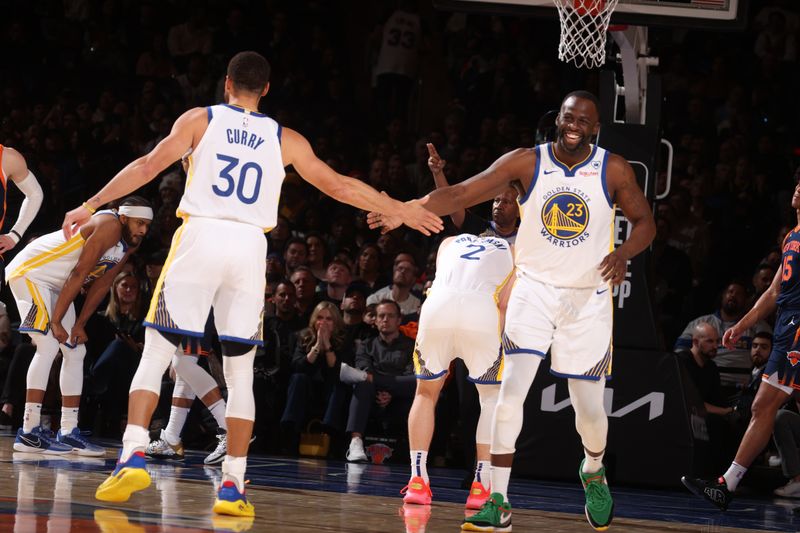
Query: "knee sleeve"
130 329 181 395
59 344 86 396
223 347 256 421
568 378 608 453
26 334 61 391
491 354 542 455
173 354 217 399
475 384 499 445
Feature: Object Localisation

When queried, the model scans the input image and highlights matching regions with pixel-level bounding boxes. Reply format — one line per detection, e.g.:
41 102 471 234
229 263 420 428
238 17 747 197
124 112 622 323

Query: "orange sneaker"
465 481 491 509
401 476 432 505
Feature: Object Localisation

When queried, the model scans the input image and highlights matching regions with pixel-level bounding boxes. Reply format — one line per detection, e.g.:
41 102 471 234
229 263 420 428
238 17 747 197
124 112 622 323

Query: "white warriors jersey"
6 210 128 290
515 143 614 288
431 234 513 294
178 104 286 230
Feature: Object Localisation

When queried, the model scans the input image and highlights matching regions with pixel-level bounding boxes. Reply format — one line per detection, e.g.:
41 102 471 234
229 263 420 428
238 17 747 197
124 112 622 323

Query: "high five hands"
368 143 445 235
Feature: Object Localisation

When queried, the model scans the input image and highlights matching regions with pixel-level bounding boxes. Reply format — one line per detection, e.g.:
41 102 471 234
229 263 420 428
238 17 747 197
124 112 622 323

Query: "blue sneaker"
14 426 72 455
57 427 106 457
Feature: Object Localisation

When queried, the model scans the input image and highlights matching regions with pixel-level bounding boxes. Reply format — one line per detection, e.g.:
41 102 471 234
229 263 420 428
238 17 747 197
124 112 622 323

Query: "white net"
553 0 620 69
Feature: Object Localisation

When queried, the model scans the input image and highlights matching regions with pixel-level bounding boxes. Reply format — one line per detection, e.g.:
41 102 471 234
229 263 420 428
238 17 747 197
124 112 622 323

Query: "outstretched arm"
61 108 207 238
0 147 43 253
281 127 442 235
598 155 656 286
421 148 533 216
427 144 465 228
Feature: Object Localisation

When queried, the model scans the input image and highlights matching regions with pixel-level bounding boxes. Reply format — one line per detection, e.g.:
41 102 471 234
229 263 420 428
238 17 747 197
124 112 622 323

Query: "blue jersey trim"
547 143 597 177
504 348 546 357
218 334 265 347
277 124 282 145
519 145 541 205
549 368 609 381
222 103 267 118
18 326 48 335
207 106 213 122
601 151 613 207
143 322 205 338
415 369 448 380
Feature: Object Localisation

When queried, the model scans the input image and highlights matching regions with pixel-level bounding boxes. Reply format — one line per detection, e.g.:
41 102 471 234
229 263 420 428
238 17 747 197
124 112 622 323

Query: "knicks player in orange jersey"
683 177 800 511
372 91 655 531
0 146 44 279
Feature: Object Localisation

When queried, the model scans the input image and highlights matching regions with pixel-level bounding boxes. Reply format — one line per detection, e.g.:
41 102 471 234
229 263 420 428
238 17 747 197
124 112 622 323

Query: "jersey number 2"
214 154 263 205
460 244 486 261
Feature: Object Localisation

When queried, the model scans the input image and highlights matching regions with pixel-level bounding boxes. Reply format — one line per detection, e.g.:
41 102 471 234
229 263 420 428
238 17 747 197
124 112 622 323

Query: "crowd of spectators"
0 0 799 476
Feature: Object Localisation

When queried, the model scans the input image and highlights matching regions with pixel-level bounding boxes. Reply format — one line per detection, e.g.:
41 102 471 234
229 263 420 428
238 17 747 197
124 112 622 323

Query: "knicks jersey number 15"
214 153 263 205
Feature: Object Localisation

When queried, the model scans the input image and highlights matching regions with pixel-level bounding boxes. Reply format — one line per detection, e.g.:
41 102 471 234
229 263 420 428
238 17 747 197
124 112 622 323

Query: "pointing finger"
426 143 440 158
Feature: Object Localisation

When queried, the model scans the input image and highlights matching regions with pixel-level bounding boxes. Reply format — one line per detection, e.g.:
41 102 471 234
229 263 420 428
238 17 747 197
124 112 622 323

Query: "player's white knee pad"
476 384 499 445
26 333 60 391
130 328 180 395
568 378 608 452
172 353 216 399
59 343 86 396
223 348 256 422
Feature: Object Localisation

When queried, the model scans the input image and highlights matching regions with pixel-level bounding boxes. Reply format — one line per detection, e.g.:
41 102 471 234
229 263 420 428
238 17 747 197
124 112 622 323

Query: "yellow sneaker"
95 451 151 502
93 509 146 533
210 515 255 532
213 481 255 517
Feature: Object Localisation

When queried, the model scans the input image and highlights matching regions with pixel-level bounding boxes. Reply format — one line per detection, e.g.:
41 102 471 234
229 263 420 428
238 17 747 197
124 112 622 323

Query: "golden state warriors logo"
541 192 589 241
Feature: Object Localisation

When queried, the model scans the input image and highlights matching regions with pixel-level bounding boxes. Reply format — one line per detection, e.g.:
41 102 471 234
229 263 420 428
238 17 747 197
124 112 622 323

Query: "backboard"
434 0 748 30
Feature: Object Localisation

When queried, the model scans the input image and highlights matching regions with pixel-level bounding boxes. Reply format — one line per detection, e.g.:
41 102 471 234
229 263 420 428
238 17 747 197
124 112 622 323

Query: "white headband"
118 205 154 220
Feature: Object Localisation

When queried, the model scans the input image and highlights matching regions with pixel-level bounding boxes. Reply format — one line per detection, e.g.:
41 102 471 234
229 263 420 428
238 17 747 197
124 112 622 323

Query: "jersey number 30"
213 154 263 204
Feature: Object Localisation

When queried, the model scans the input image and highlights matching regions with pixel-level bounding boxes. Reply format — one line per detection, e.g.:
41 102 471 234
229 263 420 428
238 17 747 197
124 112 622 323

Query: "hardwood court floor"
0 437 795 532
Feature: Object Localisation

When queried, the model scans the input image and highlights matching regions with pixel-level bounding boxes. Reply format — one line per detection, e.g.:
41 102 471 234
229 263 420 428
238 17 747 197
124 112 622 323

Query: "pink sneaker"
465 481 491 509
401 476 432 505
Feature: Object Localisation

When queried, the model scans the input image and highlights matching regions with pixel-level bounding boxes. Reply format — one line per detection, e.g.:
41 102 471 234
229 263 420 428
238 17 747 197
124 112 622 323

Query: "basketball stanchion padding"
553 0 620 69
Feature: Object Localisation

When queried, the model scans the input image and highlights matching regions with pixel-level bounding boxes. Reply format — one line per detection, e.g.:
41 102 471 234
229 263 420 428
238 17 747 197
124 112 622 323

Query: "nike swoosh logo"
543 169 558 175
500 511 512 523
20 435 41 448
596 288 609 295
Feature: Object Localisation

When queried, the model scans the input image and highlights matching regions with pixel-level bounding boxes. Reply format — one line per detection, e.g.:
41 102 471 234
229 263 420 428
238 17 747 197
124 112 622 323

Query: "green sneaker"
579 460 614 531
461 492 512 532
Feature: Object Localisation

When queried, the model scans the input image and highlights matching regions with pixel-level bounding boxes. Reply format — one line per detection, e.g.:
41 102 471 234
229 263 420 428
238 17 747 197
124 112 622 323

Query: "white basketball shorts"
9 276 76 343
144 216 267 345
502 272 612 380
414 288 503 384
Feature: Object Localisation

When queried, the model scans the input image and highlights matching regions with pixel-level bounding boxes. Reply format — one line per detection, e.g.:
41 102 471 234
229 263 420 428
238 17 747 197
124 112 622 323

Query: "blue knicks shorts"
764 309 800 393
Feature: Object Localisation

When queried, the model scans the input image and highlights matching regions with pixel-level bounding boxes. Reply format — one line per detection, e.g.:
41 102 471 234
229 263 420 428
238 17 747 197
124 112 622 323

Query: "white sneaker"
774 479 800 498
340 363 368 385
204 430 227 465
346 436 368 462
145 429 184 460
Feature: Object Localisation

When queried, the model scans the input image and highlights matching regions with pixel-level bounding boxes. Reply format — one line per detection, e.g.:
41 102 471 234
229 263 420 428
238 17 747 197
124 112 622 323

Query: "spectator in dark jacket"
343 300 416 462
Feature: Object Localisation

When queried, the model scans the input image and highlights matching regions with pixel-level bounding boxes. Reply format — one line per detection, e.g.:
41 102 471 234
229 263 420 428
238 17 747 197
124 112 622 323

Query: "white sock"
60 407 79 433
582 449 605 474
492 466 512 502
22 403 41 433
723 462 747 492
120 424 150 463
474 460 491 487
222 455 247 493
208 399 227 430
163 406 189 446
410 450 429 483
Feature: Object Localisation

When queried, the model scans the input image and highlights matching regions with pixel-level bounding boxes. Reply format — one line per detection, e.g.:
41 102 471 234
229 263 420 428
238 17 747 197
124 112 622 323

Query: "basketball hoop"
553 0 620 69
